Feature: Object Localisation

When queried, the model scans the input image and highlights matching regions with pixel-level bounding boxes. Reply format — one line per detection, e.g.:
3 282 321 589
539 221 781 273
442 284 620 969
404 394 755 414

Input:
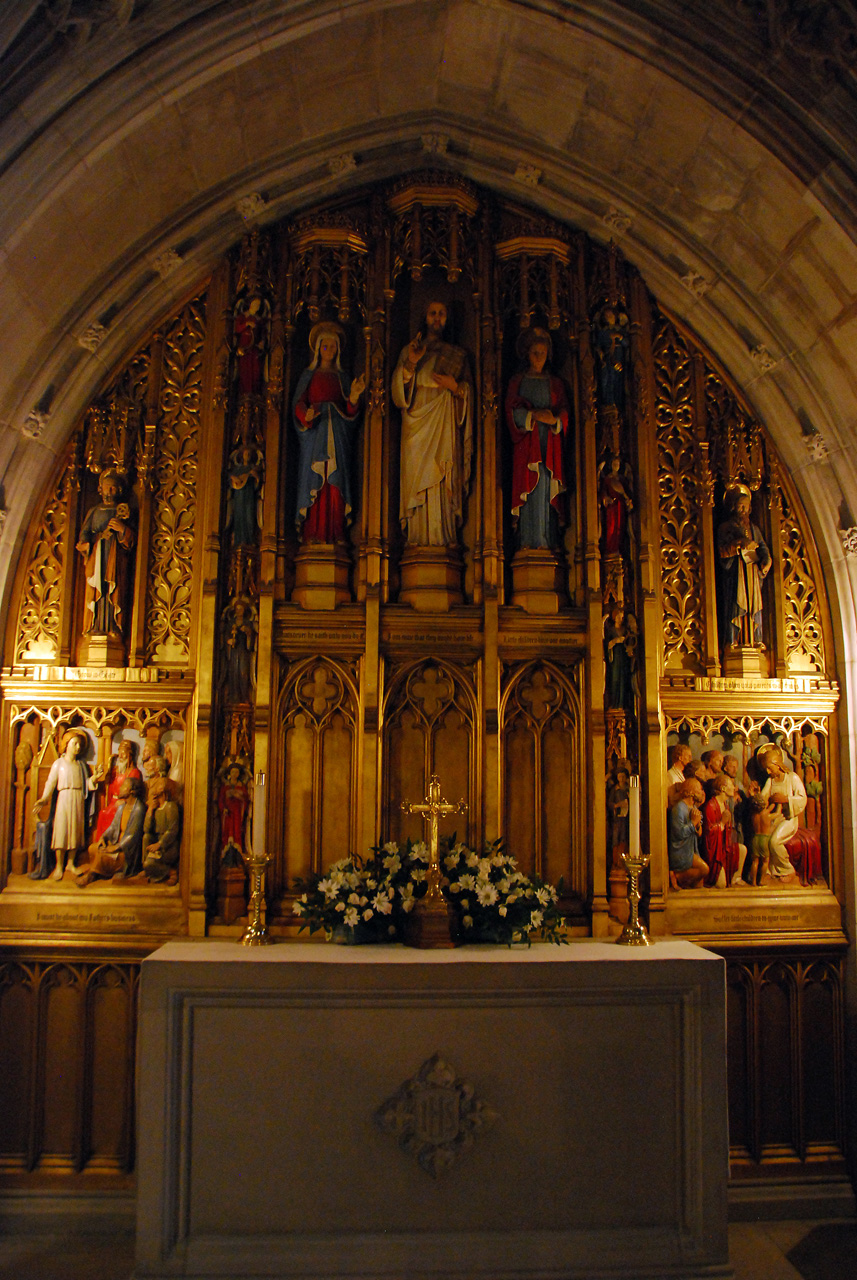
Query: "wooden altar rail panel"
0 944 848 1193
720 949 847 1179
0 955 139 1184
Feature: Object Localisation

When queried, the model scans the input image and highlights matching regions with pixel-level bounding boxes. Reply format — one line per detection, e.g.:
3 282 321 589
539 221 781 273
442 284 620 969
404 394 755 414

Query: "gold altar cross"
401 776 467 949
402 774 467 871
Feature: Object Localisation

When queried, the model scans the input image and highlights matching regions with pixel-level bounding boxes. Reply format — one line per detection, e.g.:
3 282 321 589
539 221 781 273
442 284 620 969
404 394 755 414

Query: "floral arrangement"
292 837 566 945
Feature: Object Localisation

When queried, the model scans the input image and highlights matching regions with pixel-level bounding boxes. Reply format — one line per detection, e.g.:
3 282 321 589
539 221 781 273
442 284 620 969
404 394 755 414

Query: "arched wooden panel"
500 661 583 893
320 712 355 860
274 658 360 895
504 725 536 875
0 963 34 1170
85 965 135 1173
387 710 428 848
38 965 85 1171
283 716 315 885
382 659 478 849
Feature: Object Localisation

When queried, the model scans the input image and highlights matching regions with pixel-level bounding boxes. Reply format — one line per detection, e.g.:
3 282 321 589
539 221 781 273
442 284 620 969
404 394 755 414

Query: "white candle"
252 771 266 857
629 775 640 859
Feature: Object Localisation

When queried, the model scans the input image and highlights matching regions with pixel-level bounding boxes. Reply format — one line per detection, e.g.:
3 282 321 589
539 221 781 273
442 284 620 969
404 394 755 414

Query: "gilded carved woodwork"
1 176 844 948
287 214 369 324
14 442 77 664
145 297 205 665
0 171 849 1201
653 316 705 670
387 173 480 285
772 470 826 673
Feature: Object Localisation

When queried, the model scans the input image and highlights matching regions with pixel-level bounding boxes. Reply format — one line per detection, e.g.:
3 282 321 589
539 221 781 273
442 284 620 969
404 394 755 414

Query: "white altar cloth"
136 939 730 1279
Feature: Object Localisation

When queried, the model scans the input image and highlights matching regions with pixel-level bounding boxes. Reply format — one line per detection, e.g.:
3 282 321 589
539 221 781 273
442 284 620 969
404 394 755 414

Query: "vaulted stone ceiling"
1 0 856 695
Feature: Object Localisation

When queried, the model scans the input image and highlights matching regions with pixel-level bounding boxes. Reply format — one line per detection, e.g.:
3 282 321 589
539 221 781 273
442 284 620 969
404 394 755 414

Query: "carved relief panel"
1 699 187 934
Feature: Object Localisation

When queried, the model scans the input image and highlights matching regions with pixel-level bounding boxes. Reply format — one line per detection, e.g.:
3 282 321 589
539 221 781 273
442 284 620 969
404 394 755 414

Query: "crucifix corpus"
401 774 467 949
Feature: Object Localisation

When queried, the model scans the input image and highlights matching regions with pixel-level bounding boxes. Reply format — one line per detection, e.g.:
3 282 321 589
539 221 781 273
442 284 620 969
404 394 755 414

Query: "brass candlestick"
240 849 274 946
616 849 652 946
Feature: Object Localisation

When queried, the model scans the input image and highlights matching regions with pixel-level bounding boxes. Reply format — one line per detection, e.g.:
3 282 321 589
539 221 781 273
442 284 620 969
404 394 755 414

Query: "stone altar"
136 940 729 1279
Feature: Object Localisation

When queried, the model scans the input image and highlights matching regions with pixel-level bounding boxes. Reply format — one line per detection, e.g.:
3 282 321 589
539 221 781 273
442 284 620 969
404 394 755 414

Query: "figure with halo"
293 321 365 542
393 299 473 546
716 484 771 650
30 729 100 881
76 469 135 639
506 327 569 550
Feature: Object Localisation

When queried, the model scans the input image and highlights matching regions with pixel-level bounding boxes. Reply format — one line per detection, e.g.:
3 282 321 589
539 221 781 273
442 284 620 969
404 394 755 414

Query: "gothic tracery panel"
500 661 583 893
145 296 205 665
274 658 360 893
653 316 705 670
774 472 826 673
382 660 477 849
13 445 76 663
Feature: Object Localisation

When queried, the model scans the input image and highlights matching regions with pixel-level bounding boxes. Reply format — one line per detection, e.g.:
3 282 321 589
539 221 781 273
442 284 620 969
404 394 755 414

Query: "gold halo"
516 326 552 361
756 743 783 770
726 481 752 501
309 320 345 352
60 728 89 754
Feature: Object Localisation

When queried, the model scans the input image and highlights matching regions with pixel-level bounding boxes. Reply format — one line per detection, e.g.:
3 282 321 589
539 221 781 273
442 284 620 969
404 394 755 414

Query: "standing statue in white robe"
392 301 473 546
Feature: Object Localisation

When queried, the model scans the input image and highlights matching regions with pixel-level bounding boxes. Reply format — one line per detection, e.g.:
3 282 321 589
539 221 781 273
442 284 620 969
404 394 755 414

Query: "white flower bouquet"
293 838 566 945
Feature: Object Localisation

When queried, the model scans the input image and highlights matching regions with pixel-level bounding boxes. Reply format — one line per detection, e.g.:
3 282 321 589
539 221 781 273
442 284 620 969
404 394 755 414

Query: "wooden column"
480 212 502 839
573 244 608 933
187 260 231 934
57 441 83 666
691 352 721 677
359 203 388 854
128 330 164 667
629 272 667 931
253 246 288 872
766 461 790 678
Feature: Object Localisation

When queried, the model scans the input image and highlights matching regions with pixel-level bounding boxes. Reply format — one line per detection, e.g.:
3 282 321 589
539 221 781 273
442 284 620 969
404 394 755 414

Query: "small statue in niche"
30 729 100 881
593 306 630 412
603 606 638 710
93 739 142 842
598 454 634 556
77 776 147 886
233 294 271 397
223 597 257 704
293 321 365 543
142 777 182 883
505 327 569 551
393 299 473 546
716 485 772 651
668 778 709 889
607 765 630 861
76 470 136 639
217 762 250 862
226 443 264 547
